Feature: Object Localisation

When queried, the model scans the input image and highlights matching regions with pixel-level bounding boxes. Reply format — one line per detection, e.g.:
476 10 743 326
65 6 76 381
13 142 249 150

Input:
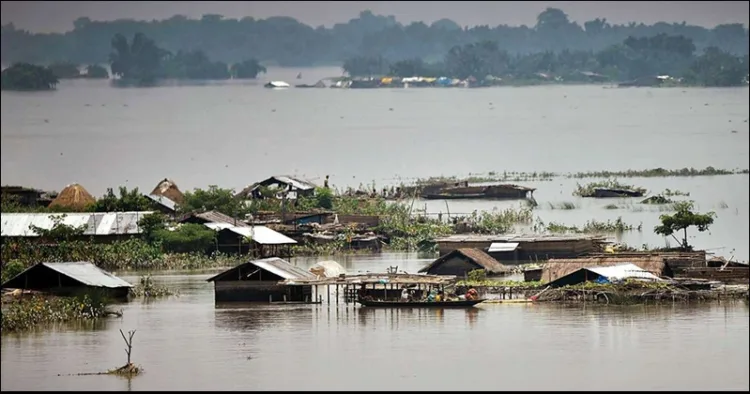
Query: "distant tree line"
343 34 749 86
1 8 747 67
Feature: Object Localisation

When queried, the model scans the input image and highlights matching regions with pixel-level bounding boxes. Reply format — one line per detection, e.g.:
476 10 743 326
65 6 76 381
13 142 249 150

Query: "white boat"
264 81 291 89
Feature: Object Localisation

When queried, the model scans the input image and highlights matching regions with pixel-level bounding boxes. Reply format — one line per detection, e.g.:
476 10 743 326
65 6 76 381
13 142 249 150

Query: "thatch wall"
48 184 95 210
542 256 667 284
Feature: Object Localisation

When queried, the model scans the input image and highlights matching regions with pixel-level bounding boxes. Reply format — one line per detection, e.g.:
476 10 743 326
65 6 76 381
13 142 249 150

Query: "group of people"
399 287 479 302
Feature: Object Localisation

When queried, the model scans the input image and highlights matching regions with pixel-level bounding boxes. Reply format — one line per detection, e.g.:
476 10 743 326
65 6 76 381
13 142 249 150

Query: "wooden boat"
357 299 485 308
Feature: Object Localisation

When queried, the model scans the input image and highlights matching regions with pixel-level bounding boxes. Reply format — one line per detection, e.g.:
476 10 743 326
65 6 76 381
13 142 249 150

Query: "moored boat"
357 298 485 308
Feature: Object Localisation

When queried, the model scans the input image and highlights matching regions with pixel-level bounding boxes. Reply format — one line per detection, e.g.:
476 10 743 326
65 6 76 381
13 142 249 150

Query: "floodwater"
2 70 748 259
1 263 749 391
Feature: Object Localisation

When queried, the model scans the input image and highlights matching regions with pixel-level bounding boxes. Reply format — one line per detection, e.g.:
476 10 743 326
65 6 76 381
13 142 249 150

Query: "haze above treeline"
1 8 748 67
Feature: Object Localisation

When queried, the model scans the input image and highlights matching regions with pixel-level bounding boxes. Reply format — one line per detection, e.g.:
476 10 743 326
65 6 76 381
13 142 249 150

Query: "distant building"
1 211 153 243
235 175 317 200
1 261 133 299
205 223 297 257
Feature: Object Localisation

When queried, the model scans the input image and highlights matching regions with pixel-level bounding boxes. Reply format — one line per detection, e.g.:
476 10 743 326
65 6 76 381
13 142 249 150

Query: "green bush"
153 224 216 254
1 260 25 283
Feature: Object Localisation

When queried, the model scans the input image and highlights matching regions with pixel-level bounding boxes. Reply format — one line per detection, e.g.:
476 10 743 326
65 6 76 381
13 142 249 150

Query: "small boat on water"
264 81 291 89
357 298 485 308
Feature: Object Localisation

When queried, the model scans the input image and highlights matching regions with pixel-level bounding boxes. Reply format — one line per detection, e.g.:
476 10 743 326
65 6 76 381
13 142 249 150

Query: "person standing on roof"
324 175 330 189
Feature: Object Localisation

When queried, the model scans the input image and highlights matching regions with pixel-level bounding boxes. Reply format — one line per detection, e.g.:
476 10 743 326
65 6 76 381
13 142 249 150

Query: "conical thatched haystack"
150 178 184 204
49 183 96 210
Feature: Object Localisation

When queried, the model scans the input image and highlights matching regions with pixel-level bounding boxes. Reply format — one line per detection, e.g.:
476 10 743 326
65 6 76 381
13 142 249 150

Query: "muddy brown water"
2 253 749 391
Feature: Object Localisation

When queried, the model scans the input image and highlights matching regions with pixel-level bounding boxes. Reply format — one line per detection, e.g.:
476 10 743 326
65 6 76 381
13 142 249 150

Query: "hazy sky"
1 1 748 33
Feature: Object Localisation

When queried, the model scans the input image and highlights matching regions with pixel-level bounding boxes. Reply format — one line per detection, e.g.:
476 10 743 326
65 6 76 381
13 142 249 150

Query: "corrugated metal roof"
252 258 315 280
194 211 249 227
213 225 297 245
271 176 317 191
145 194 177 211
1 212 153 237
587 263 663 282
488 242 519 252
4 262 134 288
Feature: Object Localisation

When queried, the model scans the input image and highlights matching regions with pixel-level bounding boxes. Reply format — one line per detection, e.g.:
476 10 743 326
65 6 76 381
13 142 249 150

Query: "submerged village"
1 170 748 333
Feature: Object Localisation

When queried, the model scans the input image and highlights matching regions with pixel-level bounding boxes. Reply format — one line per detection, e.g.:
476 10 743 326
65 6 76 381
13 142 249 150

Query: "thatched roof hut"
150 178 184 204
542 255 669 284
48 183 96 210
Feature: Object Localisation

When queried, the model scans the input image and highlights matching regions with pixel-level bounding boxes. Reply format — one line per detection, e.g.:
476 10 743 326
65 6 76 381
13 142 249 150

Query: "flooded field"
1 258 749 391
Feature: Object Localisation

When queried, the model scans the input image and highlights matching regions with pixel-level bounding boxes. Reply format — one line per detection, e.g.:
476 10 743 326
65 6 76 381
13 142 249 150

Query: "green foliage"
545 217 640 234
29 214 87 241
129 274 176 298
1 294 109 332
571 166 740 178
1 260 25 283
230 59 267 79
85 64 109 79
163 49 230 80
1 63 59 91
137 213 167 241
467 269 487 282
91 186 153 212
48 62 81 78
181 185 248 217
1 238 243 271
109 32 169 85
573 179 647 197
153 224 216 254
314 187 334 210
343 55 390 77
654 201 716 250
685 46 749 87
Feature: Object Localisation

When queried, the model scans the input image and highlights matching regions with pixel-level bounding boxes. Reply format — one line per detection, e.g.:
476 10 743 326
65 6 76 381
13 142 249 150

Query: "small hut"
546 263 664 288
1 261 133 299
150 178 184 204
48 183 96 210
418 248 510 277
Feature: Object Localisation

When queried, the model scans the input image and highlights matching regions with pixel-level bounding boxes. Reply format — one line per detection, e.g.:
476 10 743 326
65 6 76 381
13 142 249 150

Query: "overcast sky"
2 1 748 33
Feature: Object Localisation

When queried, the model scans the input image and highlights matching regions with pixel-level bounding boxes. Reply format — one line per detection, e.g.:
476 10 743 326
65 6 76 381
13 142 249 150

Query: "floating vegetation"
570 166 745 178
662 188 690 197
573 179 647 197
603 204 620 210
718 201 729 209
1 293 110 332
548 201 577 210
129 275 176 298
641 195 673 204
546 217 640 234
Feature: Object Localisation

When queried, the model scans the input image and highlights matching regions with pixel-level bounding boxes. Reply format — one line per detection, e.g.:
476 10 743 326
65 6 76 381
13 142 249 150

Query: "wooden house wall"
213 281 312 302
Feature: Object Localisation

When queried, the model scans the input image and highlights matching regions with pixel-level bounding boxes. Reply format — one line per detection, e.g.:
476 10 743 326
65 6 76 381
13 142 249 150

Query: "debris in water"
389 108 393 111
731 130 738 134
44 119 49 123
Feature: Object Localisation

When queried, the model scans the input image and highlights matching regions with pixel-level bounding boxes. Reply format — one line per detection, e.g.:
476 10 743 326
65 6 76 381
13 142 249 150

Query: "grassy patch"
545 217 641 234
548 201 577 210
570 166 744 178
129 275 176 298
573 179 647 197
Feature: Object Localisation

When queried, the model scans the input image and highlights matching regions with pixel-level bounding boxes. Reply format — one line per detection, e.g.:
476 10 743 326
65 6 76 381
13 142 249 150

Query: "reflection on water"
2 274 748 391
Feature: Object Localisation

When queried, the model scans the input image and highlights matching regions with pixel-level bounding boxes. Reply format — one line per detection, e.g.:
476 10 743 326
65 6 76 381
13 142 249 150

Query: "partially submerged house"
546 263 664 288
1 261 133 299
235 175 317 200
542 255 670 284
433 234 604 261
423 183 535 200
206 223 297 257
418 248 510 277
1 211 153 243
48 183 96 210
206 257 316 302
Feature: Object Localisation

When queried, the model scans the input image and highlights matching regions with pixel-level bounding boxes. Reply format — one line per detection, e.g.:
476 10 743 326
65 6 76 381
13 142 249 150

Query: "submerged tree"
109 32 169 84
85 64 110 79
654 201 716 250
230 59 267 79
0 63 59 91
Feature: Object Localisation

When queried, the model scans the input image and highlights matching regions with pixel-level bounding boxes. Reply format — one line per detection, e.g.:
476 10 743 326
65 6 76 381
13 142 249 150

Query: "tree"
137 213 167 241
1 63 59 91
181 186 248 218
230 59 266 79
29 214 87 241
685 46 748 86
85 64 109 79
153 224 216 253
48 62 82 78
109 33 169 85
654 201 715 250
92 187 153 212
